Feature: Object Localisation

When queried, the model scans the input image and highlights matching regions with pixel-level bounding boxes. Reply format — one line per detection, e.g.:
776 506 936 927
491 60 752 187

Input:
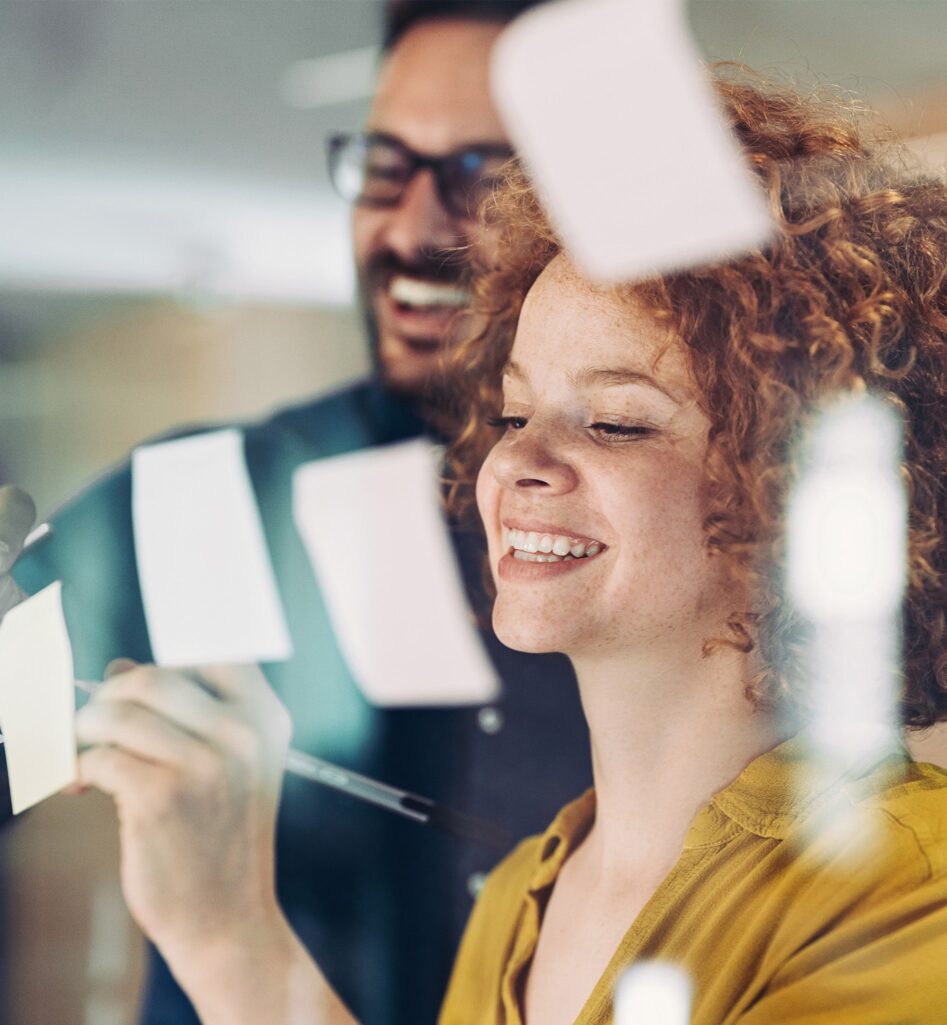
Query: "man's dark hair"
383 0 544 50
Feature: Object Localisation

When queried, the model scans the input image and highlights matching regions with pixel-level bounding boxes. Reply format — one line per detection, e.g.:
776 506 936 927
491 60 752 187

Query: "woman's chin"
492 613 568 656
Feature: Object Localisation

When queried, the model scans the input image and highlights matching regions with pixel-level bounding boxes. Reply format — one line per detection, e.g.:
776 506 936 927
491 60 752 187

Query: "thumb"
0 573 26 619
0 486 37 575
104 658 140 680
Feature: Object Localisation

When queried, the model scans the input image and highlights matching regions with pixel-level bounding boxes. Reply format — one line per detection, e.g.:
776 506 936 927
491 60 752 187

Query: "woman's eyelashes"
486 414 528 431
586 420 656 441
486 413 657 442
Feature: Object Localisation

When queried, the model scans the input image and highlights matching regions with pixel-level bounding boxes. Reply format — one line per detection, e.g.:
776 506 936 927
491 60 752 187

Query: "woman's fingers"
73 661 291 959
104 657 139 679
77 741 169 802
76 697 207 770
0 573 26 619
198 664 294 737
0 485 36 574
78 662 293 792
88 664 254 748
0 485 34 619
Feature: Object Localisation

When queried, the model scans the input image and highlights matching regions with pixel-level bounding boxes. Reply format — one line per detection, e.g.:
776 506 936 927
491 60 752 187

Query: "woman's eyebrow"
502 361 687 405
572 367 685 404
501 360 528 382
502 360 680 395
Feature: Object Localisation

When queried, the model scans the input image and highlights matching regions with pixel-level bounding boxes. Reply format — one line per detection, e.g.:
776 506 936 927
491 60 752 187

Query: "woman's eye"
486 415 528 431
587 421 655 441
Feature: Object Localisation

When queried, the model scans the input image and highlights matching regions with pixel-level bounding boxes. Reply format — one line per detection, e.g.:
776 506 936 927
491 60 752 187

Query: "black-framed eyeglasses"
327 131 513 220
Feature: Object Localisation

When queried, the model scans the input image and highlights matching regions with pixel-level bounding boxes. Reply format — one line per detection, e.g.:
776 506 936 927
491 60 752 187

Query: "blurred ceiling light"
280 46 380 109
0 158 355 306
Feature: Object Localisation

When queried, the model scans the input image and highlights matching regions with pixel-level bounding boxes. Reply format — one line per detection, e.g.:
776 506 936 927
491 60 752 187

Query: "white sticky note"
491 0 773 282
293 439 499 707
133 430 292 666
0 582 77 814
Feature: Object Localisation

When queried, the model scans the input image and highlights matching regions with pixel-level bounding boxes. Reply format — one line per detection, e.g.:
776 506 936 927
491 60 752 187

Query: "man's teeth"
504 528 603 563
389 275 470 309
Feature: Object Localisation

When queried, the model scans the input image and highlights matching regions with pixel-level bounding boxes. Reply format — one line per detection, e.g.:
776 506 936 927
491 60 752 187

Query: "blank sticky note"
133 430 292 666
491 0 773 282
0 582 77 814
293 439 499 707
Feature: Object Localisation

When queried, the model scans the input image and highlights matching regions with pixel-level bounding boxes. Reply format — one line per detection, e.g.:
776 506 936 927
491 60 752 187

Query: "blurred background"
0 1 944 1022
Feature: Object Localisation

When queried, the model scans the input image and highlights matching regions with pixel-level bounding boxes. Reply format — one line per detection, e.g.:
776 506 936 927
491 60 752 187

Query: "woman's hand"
75 663 358 1025
74 662 293 963
0 485 36 620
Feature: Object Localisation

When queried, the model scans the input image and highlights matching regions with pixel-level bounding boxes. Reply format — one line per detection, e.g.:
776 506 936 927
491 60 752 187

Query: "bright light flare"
614 962 692 1025
787 393 906 622
786 392 906 841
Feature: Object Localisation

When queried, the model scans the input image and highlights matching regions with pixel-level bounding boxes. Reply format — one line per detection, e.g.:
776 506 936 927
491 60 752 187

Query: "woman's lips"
497 525 607 582
497 549 603 581
503 525 604 559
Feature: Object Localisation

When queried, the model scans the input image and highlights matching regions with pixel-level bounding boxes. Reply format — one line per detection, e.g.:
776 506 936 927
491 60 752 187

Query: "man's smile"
389 274 470 310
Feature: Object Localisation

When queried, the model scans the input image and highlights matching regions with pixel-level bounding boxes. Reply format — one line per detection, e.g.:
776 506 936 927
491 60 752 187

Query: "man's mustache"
363 249 472 291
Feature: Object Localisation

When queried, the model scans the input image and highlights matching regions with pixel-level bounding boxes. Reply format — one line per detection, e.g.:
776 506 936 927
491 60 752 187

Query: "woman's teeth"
504 528 603 563
389 275 470 309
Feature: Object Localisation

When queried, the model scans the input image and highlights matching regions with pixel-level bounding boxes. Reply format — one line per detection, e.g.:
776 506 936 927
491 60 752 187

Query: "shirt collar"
697 730 910 842
528 788 596 894
526 734 911 883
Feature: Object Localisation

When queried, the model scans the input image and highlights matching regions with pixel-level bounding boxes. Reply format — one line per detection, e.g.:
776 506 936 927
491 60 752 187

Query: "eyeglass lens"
331 135 509 218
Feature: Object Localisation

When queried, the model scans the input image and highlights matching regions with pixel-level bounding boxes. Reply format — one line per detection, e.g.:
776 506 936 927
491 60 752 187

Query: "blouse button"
467 871 488 899
477 706 504 735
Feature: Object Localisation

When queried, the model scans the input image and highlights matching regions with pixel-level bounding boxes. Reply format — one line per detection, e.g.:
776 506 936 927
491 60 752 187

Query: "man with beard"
0 3 590 1024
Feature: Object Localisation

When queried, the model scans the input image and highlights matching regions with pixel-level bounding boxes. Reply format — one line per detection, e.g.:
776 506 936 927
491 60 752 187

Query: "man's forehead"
368 18 509 153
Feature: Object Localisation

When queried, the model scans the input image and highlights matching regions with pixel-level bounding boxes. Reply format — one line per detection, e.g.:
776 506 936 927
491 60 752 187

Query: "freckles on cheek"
648 456 704 515
475 459 499 543
627 467 707 567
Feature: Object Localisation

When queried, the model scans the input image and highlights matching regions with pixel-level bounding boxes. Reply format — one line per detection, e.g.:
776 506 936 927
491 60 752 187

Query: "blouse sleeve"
733 803 947 1025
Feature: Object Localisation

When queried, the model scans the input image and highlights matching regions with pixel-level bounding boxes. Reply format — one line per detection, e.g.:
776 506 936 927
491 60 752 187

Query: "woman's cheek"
475 451 502 552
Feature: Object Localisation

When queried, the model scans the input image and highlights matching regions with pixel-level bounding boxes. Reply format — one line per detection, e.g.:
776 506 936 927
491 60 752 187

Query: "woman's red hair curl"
445 68 947 728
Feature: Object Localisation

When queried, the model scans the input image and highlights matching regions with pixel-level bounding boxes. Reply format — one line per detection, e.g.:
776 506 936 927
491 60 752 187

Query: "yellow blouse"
439 736 947 1025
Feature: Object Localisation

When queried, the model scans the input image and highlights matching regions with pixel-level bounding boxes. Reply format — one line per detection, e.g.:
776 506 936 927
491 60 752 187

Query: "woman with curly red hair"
72 71 947 1025
433 70 947 1025
449 71 947 730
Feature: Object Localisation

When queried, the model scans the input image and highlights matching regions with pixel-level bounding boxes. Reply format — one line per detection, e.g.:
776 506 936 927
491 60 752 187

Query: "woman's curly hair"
444 68 947 728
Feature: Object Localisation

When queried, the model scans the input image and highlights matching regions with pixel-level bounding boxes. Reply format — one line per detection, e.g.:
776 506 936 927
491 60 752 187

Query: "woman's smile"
476 254 721 658
498 521 607 580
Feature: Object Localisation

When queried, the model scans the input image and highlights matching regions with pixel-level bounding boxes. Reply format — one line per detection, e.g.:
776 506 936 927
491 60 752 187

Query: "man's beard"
359 247 473 403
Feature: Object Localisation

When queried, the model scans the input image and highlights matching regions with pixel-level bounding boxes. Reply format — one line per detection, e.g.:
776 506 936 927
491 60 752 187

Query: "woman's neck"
570 640 785 885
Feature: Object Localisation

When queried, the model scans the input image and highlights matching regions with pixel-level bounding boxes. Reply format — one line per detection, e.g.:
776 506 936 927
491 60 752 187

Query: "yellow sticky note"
0 581 77 814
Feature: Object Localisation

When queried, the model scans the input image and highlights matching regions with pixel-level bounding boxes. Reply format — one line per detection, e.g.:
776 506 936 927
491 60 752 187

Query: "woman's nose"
489 425 579 494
